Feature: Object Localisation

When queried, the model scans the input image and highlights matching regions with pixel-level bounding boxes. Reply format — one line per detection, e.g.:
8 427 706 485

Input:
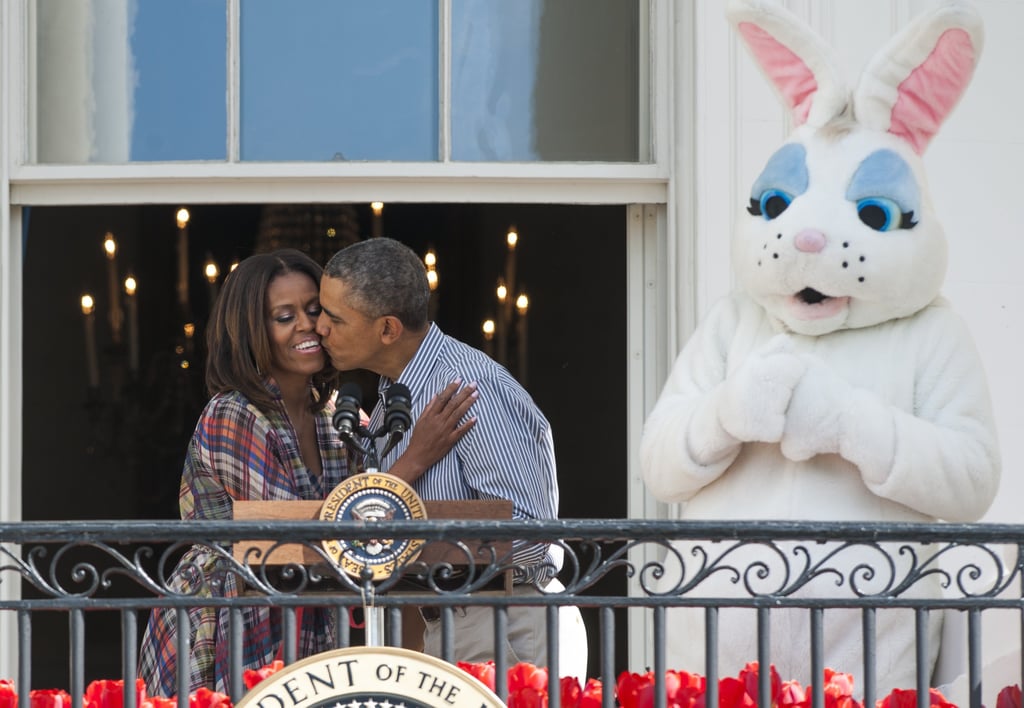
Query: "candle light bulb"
507 228 518 249
371 201 384 216
424 250 437 268
496 283 507 302
81 294 100 388
482 319 495 340
426 269 438 291
516 294 529 314
230 259 240 272
176 207 190 229
205 260 219 283
103 233 117 259
184 323 195 338
124 276 140 374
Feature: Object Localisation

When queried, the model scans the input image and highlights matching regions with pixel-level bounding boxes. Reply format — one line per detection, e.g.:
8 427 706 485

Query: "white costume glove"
718 334 807 444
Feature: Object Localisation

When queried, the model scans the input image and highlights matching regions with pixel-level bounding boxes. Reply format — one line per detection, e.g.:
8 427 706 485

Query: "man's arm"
456 376 560 584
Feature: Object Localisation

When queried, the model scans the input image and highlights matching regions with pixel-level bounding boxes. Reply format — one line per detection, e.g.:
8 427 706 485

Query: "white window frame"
0 0 695 677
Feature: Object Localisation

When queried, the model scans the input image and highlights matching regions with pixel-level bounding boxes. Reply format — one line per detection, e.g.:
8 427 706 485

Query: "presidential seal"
320 473 427 580
234 646 505 708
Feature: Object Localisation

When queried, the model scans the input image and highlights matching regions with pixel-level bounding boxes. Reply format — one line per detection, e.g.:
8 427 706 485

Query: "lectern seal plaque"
235 646 505 708
319 472 428 580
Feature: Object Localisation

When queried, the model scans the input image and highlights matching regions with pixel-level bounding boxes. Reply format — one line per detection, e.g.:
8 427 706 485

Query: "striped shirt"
138 378 351 697
371 323 560 585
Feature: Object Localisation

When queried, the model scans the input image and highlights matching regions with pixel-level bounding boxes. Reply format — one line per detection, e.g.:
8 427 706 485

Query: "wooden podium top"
232 498 514 590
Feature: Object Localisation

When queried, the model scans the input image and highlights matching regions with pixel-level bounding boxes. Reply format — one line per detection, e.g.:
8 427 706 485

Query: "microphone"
332 381 363 439
384 383 413 437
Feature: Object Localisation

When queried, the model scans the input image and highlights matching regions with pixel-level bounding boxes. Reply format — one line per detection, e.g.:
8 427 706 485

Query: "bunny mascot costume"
640 0 1000 692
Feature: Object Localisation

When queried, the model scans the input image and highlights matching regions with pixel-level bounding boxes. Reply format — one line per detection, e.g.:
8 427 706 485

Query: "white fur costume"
640 0 1000 692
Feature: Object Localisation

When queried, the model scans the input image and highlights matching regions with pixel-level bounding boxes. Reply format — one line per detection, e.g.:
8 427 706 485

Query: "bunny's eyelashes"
747 191 916 232
747 190 793 220
855 198 916 232
746 145 920 233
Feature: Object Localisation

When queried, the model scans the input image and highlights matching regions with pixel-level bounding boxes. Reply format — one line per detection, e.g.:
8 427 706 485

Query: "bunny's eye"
748 189 793 220
856 197 913 231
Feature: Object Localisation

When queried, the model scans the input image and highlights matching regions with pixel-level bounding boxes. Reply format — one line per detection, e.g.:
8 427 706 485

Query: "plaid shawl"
139 379 350 697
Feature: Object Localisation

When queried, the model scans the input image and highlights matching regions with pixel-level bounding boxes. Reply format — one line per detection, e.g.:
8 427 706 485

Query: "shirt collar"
377 322 443 396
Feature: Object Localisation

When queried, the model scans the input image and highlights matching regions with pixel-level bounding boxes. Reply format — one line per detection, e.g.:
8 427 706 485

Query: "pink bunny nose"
794 229 826 253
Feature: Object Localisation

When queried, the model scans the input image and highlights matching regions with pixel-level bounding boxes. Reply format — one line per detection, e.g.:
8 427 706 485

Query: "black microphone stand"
333 389 411 646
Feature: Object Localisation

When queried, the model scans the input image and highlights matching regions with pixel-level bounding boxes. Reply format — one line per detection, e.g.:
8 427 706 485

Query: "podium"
232 498 515 591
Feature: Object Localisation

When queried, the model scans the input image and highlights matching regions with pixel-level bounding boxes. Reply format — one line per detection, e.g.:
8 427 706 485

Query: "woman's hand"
388 380 478 484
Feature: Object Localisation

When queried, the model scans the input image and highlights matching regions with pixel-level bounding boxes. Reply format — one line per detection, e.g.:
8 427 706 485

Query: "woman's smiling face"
265 270 325 385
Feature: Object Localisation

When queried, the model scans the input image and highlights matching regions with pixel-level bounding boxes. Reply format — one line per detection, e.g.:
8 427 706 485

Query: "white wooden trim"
11 160 668 182
438 0 451 162
626 202 674 673
0 0 20 680
227 0 240 162
10 164 669 206
0 211 24 684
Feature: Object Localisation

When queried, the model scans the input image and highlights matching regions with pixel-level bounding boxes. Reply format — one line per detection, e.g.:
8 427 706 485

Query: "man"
315 236 561 666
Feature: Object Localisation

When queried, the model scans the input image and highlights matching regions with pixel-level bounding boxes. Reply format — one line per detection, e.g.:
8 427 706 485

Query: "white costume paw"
718 334 807 443
780 356 851 461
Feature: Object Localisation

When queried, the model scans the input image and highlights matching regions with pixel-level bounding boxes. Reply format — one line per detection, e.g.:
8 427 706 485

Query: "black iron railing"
2 520 1023 708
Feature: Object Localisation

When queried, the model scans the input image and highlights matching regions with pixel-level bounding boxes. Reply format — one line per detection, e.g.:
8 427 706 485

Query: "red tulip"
667 670 707 708
507 685 547 708
508 663 550 708
84 678 147 708
188 687 232 708
997 685 1022 708
777 680 808 708
29 689 73 708
243 660 285 690
509 663 549 693
457 661 497 692
719 676 757 708
0 680 17 708
141 697 178 708
876 687 955 708
816 670 863 708
561 676 582 708
616 670 708 708
738 662 782 707
616 671 653 708
579 679 603 708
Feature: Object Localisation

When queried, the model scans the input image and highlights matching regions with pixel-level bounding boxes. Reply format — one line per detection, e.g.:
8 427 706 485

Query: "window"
32 0 642 164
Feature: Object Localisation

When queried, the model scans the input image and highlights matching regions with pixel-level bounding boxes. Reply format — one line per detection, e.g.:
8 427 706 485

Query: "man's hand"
387 380 478 484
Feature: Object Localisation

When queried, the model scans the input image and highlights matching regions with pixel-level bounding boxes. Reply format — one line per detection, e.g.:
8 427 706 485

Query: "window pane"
34 0 227 163
240 2 439 161
451 0 640 162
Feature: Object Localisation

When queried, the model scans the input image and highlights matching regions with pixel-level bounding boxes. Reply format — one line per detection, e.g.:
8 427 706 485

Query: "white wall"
691 0 1024 525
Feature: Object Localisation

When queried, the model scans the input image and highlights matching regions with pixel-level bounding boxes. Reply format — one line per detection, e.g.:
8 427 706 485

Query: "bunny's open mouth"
789 288 850 320
796 288 828 304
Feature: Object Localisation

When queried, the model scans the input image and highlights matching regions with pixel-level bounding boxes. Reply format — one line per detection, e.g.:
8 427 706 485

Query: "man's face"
316 276 386 373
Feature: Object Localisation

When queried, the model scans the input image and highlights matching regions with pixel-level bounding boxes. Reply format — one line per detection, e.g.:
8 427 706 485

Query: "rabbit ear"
727 0 848 127
853 0 983 154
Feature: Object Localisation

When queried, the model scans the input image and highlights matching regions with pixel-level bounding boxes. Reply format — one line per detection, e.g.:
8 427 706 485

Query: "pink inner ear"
890 29 976 154
738 22 818 125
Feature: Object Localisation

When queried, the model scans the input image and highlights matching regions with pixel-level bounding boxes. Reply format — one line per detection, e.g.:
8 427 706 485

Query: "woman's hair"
205 248 338 412
323 237 430 331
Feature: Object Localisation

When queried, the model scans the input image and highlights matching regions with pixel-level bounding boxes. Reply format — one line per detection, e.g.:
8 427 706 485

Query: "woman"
139 249 475 696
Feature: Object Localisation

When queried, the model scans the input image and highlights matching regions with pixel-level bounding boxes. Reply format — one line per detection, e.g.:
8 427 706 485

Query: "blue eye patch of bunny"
747 145 919 232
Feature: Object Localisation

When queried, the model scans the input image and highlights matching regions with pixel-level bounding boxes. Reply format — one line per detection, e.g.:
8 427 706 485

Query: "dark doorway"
21 202 629 687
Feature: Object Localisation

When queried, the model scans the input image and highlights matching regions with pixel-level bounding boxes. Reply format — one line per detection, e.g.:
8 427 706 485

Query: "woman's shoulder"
197 389 275 433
